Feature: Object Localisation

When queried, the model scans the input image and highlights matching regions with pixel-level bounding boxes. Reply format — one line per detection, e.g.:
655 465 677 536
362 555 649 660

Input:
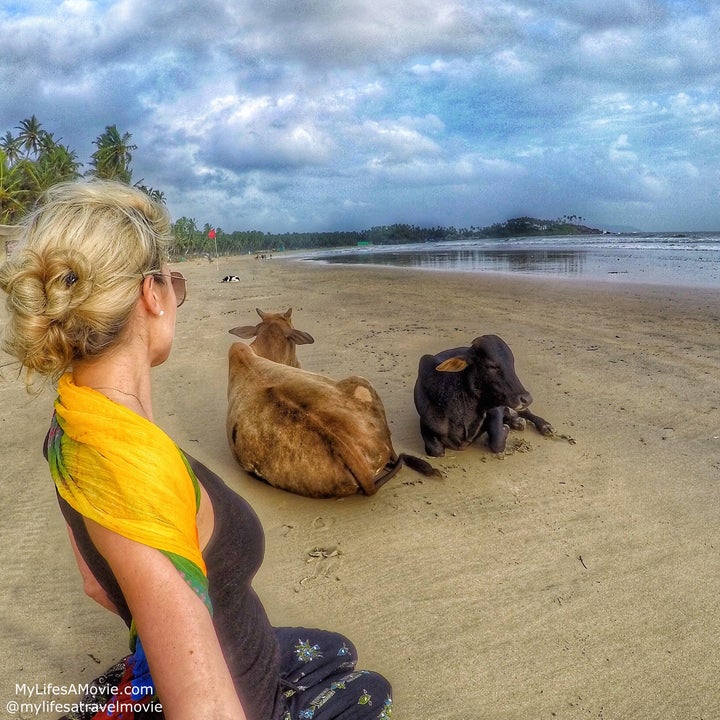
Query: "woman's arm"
65 523 119 615
84 518 247 720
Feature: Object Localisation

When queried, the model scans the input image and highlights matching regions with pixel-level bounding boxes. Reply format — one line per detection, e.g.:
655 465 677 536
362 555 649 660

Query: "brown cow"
229 307 314 368
227 310 440 498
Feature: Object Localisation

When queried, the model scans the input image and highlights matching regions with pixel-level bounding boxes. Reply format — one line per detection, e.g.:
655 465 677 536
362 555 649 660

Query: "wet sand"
1 255 719 719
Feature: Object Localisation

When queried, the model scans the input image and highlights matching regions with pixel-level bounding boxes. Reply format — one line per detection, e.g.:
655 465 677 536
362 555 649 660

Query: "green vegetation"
479 215 601 237
174 216 603 258
0 116 162 224
2 117 602 258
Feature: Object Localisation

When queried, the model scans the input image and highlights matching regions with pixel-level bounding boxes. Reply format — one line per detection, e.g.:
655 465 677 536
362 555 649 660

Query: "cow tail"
370 455 404 493
397 453 443 480
372 453 442 493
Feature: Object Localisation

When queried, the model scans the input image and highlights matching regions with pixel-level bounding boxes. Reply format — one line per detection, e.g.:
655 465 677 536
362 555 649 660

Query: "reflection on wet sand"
318 248 588 276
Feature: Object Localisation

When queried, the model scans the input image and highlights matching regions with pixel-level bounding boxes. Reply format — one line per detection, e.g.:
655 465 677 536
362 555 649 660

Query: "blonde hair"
0 180 173 387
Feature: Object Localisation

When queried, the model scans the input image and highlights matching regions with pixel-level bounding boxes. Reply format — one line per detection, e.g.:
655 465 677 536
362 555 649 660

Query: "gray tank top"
55 452 283 720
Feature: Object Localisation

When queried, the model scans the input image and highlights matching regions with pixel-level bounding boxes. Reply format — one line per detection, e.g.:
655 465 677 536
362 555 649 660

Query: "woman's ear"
140 275 165 318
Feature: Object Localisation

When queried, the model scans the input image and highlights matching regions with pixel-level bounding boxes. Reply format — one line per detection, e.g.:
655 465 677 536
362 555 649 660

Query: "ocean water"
294 233 720 289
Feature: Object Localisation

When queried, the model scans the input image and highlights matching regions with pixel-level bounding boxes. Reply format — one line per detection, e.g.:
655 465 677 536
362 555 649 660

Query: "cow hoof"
538 422 555 436
423 440 446 457
488 424 510 454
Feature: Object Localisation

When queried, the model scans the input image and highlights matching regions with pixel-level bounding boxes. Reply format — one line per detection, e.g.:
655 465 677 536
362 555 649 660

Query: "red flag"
208 228 216 239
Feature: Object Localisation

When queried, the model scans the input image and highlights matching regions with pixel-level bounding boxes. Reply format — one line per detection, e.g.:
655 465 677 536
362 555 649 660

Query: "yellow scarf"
49 373 207 581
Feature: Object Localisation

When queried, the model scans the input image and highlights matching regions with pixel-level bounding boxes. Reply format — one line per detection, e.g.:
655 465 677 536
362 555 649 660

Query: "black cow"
413 334 553 457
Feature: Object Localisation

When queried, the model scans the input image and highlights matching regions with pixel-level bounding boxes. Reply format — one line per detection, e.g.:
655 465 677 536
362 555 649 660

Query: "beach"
1 255 719 719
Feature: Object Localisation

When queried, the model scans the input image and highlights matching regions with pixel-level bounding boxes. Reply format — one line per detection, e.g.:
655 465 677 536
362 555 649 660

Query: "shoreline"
286 255 720 292
283 235 720 290
274 253 720 313
2 255 719 719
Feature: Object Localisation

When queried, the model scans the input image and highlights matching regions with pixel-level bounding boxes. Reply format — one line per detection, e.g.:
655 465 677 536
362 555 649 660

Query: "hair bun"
0 247 95 379
0 179 172 386
43 249 94 322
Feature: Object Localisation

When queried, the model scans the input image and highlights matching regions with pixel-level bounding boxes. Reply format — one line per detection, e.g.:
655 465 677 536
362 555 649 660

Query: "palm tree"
147 187 166 204
38 130 61 154
2 118 169 220
0 150 27 223
172 216 199 258
89 125 137 183
0 132 21 166
134 181 166 205
15 115 44 159
34 144 82 190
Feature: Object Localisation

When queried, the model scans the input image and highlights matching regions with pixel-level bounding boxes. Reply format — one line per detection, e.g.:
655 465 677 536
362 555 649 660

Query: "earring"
159 310 165 316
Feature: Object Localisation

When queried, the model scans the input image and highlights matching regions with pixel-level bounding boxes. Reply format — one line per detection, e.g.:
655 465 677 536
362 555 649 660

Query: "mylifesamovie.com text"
15 682 155 698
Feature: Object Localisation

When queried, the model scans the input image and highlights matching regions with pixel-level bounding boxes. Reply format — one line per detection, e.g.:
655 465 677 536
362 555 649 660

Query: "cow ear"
286 329 315 345
435 357 468 372
229 324 259 339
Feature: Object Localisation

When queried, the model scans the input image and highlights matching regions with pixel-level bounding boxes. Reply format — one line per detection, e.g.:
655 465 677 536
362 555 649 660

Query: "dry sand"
1 254 719 719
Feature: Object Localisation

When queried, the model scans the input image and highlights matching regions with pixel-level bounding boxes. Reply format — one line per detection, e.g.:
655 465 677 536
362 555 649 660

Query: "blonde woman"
0 180 391 720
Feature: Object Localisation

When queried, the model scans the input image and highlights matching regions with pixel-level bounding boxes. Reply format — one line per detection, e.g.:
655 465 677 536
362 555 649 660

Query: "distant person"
0 180 392 720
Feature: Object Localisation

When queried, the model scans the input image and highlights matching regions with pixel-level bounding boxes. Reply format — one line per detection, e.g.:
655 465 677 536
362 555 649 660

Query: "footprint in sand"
297 517 342 587
298 544 343 588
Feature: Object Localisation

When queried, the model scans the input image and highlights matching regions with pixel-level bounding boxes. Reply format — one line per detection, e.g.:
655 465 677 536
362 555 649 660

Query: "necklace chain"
91 386 149 417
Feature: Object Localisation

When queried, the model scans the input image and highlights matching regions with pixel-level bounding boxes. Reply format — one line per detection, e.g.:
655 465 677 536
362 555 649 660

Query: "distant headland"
469 215 604 238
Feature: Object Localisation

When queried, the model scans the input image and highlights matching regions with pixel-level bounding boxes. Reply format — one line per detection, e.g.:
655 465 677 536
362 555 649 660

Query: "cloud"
2 1 720 231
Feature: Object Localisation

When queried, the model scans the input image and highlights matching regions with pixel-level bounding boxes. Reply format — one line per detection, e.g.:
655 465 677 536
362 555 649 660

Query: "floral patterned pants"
275 627 392 720
58 628 392 720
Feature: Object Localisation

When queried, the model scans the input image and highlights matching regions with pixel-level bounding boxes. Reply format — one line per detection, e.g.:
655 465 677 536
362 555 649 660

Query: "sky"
2 0 720 233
